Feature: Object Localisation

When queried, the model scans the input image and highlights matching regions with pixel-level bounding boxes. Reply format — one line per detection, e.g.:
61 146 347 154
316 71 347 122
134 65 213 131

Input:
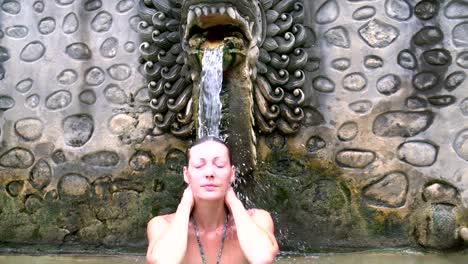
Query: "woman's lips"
202 184 218 191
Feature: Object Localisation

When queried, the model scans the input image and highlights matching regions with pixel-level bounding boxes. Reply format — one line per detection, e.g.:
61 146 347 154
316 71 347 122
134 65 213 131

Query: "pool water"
1 251 468 264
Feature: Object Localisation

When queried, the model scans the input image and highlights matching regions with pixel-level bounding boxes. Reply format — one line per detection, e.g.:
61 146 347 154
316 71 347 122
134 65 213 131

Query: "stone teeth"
227 7 236 19
194 7 202 17
249 21 254 32
219 6 226 14
211 7 217 14
187 10 195 25
202 6 209 16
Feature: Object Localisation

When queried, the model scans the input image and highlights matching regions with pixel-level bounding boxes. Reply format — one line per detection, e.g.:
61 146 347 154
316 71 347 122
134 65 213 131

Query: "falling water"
197 46 224 139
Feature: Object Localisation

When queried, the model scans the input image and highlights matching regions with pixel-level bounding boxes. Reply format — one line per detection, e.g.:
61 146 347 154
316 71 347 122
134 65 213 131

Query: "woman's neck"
192 200 228 231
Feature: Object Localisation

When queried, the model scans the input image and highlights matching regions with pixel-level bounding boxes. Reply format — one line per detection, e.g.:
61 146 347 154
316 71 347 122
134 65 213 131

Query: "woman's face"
184 141 235 201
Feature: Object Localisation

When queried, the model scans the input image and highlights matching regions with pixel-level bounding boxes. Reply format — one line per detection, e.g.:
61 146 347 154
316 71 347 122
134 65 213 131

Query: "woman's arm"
146 187 194 264
225 188 279 264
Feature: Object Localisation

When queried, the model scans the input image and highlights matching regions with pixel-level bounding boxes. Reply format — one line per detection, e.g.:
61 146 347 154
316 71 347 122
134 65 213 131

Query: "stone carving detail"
363 171 408 208
138 0 314 136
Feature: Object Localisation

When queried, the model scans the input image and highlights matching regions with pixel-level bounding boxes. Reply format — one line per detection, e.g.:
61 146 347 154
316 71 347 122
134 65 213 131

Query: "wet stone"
116 0 135 13
0 148 34 168
6 181 23 197
397 141 438 166
0 46 10 62
57 69 78 85
315 0 339 24
377 74 401 95
52 150 66 164
302 107 325 126
338 121 358 141
461 97 468 116
352 6 376 20
331 58 350 71
364 55 383 68
0 95 15 110
30 159 51 190
104 84 127 104
15 78 33 93
25 94 40 108
373 110 434 137
266 134 286 151
109 114 137 134
306 136 326 153
398 49 417 69
406 96 427 109
134 87 149 102
33 1 44 13
91 11 113 32
124 41 135 52
56 0 74 6
85 67 105 86
58 174 90 198
45 90 72 110
336 149 376 168
79 90 96 105
5 25 28 38
423 49 452 66
1 1 21 15
66 43 91 60
359 19 398 48
63 114 94 147
413 26 443 46
343 72 367 91
349 100 372 114
20 41 46 62
25 195 43 214
415 0 438 20
445 71 466 91
423 182 459 204
15 118 43 141
100 37 118 58
413 71 439 91
166 149 186 172
312 76 335 93
107 64 131 81
363 172 408 208
445 0 468 19
325 26 350 48
427 95 456 107
453 22 468 47
63 12 79 34
129 15 141 32
84 0 102 11
453 129 468 161
82 151 119 167
129 151 153 171
385 0 412 21
456 51 468 68
38 17 56 35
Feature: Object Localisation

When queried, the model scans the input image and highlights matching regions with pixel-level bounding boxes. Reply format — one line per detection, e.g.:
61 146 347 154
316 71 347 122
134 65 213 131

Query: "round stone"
306 136 326 153
445 0 468 18
359 19 399 48
413 71 439 91
373 110 434 137
65 42 91 60
336 149 376 168
427 95 456 107
423 49 452 66
0 95 15 110
385 0 412 21
15 78 33 93
84 0 102 11
84 67 105 86
1 0 20 15
363 172 408 208
364 55 383 68
456 51 468 68
20 41 46 62
337 121 358 141
415 0 438 20
453 129 468 161
124 41 135 52
453 22 468 47
100 37 118 58
57 69 78 85
397 140 438 166
315 0 339 24
325 26 350 48
116 0 135 13
423 182 459 204
63 114 94 147
79 90 96 105
55 0 74 5
82 151 119 167
352 6 376 20
38 17 56 35
91 11 113 32
52 150 66 164
33 1 44 13
406 96 427 109
5 25 28 38
25 195 43 213
413 26 443 46
25 94 40 108
63 12 79 34
30 159 51 190
14 118 43 141
108 114 137 134
343 72 367 91
0 46 10 62
58 174 90 198
377 74 401 95
45 90 72 110
104 84 127 104
331 58 351 71
6 181 23 197
107 64 131 80
129 151 153 171
398 49 417 69
445 71 466 91
129 15 141 32
349 100 372 114
0 148 34 168
312 76 335 93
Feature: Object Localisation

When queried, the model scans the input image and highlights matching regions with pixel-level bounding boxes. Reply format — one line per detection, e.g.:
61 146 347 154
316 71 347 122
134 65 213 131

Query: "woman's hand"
224 186 239 207
181 185 195 209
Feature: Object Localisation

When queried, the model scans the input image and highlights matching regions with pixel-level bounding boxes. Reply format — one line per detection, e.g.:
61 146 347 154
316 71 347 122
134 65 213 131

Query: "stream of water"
197 46 224 139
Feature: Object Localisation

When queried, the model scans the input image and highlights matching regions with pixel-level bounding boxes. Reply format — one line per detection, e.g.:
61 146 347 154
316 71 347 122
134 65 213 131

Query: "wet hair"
186 136 232 165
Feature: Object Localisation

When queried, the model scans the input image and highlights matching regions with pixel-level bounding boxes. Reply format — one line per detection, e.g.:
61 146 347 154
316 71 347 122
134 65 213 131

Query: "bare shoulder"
248 209 274 231
147 213 175 241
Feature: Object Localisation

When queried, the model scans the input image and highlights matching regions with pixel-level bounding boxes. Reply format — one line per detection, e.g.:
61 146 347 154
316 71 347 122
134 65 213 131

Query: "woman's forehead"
189 141 229 159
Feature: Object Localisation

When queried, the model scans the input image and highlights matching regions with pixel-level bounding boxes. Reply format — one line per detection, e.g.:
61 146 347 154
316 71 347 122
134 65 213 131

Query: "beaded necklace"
192 214 229 264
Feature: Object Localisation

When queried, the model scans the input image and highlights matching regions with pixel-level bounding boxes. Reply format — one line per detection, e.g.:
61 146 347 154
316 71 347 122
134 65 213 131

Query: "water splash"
198 46 224 139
